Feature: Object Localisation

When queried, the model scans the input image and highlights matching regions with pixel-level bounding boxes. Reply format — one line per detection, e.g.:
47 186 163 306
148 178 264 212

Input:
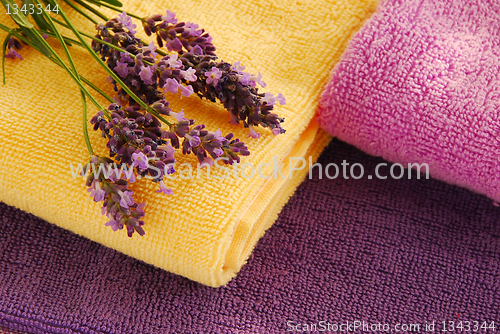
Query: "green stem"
38 30 80 45
2 31 12 85
62 0 167 56
71 0 109 22
54 0 171 125
80 91 94 155
0 24 115 105
35 0 99 155
63 0 98 24
2 27 109 119
79 75 114 103
36 0 78 77
83 0 142 20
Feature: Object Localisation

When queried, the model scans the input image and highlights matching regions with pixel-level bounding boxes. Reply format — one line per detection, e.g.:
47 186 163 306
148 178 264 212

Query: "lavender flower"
181 67 197 82
205 67 222 85
143 11 216 55
179 84 193 98
83 156 145 237
118 12 137 35
132 151 149 170
161 10 178 25
139 66 154 85
164 78 180 93
276 93 286 105
5 37 22 60
114 61 129 78
177 52 286 136
156 180 173 195
248 126 261 139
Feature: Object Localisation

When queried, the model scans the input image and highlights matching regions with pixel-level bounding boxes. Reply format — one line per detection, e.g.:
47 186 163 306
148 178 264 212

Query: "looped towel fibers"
318 0 500 204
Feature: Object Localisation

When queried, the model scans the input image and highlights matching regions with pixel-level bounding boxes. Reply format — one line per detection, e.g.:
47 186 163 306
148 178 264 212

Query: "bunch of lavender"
93 10 286 139
0 1 285 237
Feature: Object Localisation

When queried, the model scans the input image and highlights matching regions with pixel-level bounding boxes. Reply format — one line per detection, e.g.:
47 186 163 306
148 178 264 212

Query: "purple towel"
318 0 500 202
1 139 499 333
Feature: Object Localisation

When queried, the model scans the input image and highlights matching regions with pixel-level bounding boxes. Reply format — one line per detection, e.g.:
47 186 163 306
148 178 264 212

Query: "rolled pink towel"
318 0 500 202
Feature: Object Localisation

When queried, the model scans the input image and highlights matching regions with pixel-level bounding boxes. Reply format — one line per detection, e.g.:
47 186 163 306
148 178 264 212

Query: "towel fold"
318 0 500 203
0 0 377 286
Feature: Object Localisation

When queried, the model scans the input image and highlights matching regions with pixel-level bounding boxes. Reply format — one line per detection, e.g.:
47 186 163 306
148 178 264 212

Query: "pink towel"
318 0 500 202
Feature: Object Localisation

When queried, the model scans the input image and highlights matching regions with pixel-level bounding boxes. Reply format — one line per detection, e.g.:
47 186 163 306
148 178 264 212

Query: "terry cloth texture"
318 0 500 203
0 328 27 334
0 0 378 286
1 139 500 334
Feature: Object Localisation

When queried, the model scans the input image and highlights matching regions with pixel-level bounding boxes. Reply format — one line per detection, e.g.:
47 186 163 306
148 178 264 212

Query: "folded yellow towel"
0 0 377 286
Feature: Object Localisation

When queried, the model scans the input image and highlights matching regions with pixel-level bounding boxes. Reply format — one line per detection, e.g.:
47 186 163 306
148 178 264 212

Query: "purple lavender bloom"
185 22 202 37
251 72 266 88
205 67 222 85
165 164 175 175
247 126 261 139
5 49 23 60
118 12 137 35
240 72 251 85
166 54 182 68
276 93 286 105
106 168 121 182
89 180 106 202
5 38 22 60
263 92 276 106
105 219 123 232
132 151 149 170
214 129 226 142
179 85 194 98
231 61 246 73
272 127 282 136
122 168 136 183
114 61 129 78
144 41 158 57
229 113 239 125
135 202 146 216
161 10 178 24
213 148 223 156
192 45 203 55
118 189 135 209
170 110 186 121
156 180 173 195
180 67 197 82
139 66 154 85
200 156 213 168
185 134 201 147
120 52 133 63
166 37 183 52
164 78 180 93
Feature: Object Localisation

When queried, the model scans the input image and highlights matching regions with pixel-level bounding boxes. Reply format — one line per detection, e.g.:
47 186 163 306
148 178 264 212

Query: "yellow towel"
0 0 377 286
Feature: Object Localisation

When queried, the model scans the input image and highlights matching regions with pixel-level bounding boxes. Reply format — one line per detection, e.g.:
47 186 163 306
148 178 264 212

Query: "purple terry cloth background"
1 139 500 334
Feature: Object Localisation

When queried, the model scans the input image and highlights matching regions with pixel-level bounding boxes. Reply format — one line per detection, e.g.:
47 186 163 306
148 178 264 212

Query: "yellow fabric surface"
0 0 377 286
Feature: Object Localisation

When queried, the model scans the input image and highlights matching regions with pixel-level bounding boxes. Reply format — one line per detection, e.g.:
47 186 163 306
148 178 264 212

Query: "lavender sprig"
178 52 286 137
91 11 286 138
142 11 216 56
84 156 146 237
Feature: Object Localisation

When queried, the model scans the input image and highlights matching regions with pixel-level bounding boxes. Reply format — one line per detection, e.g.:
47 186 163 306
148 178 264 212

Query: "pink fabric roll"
318 0 500 202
